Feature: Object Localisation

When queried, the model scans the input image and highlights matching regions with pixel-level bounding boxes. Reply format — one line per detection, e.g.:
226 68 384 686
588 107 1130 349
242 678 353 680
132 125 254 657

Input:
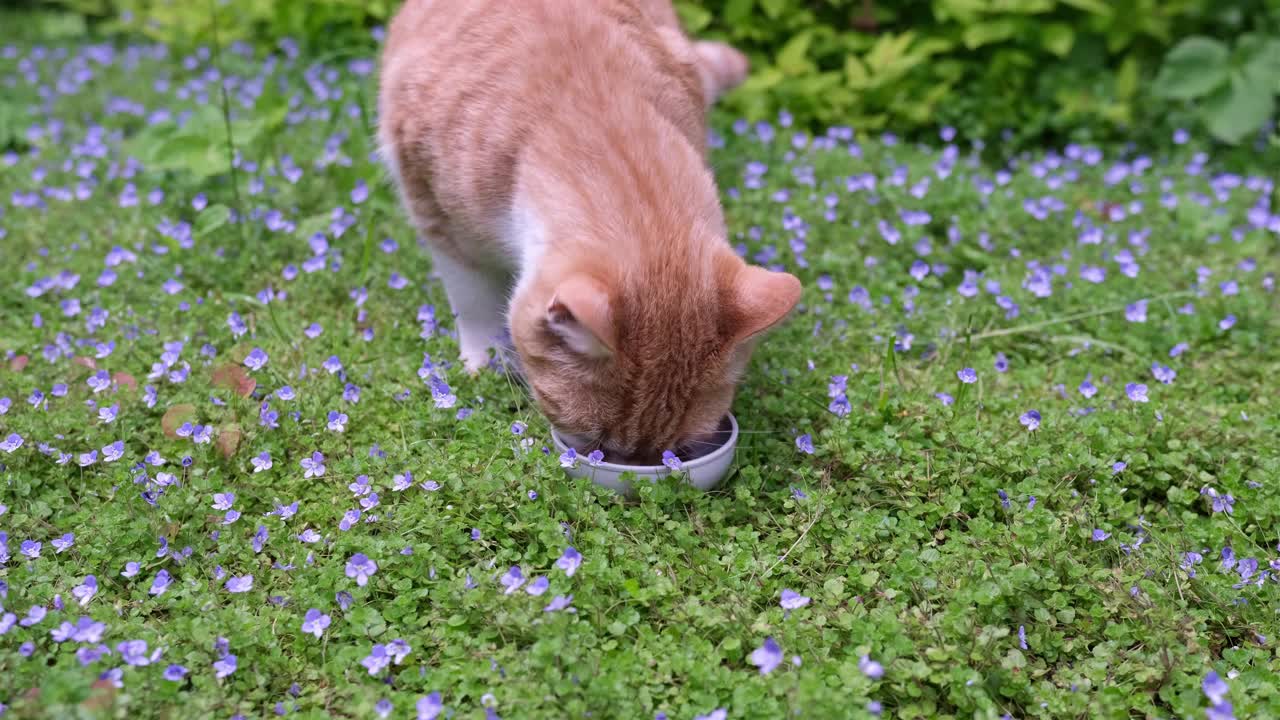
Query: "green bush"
47 0 1280 145
687 0 1277 144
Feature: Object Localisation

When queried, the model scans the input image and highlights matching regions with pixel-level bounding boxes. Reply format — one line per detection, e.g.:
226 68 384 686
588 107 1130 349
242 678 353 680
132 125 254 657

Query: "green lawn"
1 15 1278 720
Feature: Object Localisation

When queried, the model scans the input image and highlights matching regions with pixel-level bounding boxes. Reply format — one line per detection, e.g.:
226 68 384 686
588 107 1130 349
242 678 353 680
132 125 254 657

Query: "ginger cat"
378 0 801 463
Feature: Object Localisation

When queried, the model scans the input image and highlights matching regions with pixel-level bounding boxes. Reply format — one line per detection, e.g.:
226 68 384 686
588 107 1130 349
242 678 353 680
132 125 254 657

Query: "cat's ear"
720 258 802 345
547 275 616 358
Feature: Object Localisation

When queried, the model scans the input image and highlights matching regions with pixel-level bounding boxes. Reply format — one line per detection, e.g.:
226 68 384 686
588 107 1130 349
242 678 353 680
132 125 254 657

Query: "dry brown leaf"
161 404 197 438
8 355 29 372
216 424 243 458
211 363 257 398
81 678 117 711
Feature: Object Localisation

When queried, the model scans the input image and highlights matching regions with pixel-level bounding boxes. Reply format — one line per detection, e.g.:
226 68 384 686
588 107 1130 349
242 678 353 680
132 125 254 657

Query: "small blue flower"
795 434 814 454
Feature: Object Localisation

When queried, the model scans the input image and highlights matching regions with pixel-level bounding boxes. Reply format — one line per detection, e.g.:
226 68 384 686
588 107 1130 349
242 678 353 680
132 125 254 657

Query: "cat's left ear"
720 257 802 345
546 274 616 358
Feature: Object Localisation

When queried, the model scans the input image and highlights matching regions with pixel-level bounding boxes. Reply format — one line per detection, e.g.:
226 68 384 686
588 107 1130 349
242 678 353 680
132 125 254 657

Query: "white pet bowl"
550 414 739 495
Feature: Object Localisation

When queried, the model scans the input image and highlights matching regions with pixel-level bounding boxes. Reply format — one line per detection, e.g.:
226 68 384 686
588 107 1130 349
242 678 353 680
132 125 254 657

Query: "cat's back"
379 0 705 234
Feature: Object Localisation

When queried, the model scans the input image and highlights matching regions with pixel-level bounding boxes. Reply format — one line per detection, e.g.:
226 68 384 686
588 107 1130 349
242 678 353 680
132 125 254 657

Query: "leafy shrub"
47 0 1280 145
1153 34 1280 143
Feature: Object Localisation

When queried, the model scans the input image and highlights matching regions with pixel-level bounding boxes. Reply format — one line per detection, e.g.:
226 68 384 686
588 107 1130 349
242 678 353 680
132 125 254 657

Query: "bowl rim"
549 413 739 473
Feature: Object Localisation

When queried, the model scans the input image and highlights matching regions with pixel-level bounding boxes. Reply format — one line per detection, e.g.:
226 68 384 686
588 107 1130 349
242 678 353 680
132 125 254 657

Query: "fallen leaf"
112 372 138 392
161 404 197 438
8 355 29 372
81 679 117 711
216 424 243 458
73 356 97 369
211 363 256 398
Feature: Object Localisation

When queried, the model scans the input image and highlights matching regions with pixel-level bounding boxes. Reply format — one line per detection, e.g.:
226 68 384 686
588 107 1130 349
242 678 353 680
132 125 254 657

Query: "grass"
1 12 1279 720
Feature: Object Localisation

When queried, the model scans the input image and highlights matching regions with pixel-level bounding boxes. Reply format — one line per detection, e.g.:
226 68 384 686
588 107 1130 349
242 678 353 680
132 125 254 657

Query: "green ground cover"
1 14 1278 720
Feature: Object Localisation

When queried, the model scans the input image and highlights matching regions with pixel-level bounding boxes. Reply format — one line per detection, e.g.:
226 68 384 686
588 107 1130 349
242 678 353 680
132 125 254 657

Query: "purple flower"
1092 529 1110 542
1124 300 1147 323
212 492 235 510
1151 364 1176 384
858 654 884 679
1209 490 1235 514
543 594 574 612
117 639 162 666
795 434 814 454
1125 383 1149 403
351 179 369 204
525 576 550 596
0 433 23 453
252 452 272 473
417 693 444 720
301 609 331 638
102 440 125 462
149 569 172 596
1018 625 1028 649
362 644 391 675
346 553 378 586
1219 314 1236 331
780 589 810 610
1203 671 1229 704
934 392 954 406
1208 701 1236 720
213 653 238 679
98 668 123 688
387 638 411 664
163 664 188 681
244 347 268 371
300 451 326 478
957 367 977 384
500 566 526 594
556 547 582 577
1019 410 1041 431
1079 379 1097 398
225 575 253 593
994 353 1009 373
749 636 783 674
52 532 75 553
558 448 577 468
122 561 141 578
73 575 98 606
661 450 683 471
326 410 348 432
21 540 42 559
323 355 343 374
98 403 119 423
586 449 605 466
20 606 47 627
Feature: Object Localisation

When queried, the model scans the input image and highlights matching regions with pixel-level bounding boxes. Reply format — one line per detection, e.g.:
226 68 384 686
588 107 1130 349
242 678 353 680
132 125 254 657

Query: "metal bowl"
549 414 739 496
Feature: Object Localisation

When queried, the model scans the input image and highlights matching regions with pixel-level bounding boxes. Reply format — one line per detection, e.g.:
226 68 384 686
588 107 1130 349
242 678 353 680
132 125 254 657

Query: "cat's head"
510 252 800 464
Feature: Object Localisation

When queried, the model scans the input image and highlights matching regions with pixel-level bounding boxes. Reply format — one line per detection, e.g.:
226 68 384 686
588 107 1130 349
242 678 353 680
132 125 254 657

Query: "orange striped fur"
378 0 800 462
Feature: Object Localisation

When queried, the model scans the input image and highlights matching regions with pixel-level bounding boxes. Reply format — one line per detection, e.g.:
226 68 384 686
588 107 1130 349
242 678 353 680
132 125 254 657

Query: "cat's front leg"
430 250 510 375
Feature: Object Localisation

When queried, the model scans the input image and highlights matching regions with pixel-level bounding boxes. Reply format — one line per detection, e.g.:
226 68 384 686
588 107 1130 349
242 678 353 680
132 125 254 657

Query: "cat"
378 0 801 463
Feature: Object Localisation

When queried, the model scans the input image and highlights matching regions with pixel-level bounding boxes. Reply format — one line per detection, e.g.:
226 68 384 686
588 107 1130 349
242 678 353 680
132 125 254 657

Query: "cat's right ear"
718 257 802 345
546 275 617 359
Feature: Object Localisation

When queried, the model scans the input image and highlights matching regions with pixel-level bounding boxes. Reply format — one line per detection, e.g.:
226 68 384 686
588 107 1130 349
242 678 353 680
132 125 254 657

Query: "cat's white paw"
460 347 491 376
